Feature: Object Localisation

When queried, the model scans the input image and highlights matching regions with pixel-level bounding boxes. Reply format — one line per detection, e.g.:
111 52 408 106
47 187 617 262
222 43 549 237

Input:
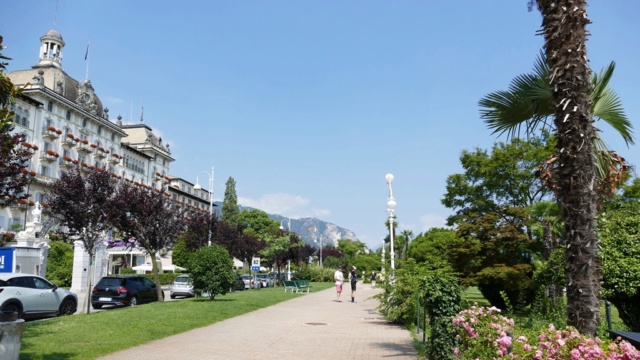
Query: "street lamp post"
280 218 292 280
193 165 214 246
381 240 385 274
308 226 321 266
385 173 396 272
279 218 291 232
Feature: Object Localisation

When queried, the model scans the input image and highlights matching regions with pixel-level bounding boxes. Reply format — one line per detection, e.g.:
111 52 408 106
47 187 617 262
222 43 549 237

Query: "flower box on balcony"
66 133 76 140
81 139 89 145
81 162 88 168
90 144 98 149
46 149 58 157
63 156 74 162
47 126 57 132
111 153 123 159
43 126 60 139
98 147 109 154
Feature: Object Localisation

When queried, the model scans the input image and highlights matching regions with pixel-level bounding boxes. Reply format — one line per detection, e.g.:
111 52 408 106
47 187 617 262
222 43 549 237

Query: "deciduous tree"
110 183 187 301
0 36 32 207
47 168 116 313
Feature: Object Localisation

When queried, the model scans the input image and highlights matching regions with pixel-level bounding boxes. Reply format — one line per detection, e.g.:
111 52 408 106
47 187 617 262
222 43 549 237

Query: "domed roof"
40 29 64 44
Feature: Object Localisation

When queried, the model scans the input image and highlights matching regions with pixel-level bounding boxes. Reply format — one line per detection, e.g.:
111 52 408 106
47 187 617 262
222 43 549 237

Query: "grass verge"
19 282 333 360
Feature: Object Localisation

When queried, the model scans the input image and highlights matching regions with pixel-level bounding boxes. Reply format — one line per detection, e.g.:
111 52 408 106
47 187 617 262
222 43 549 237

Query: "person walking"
370 271 376 287
334 266 344 302
349 266 358 303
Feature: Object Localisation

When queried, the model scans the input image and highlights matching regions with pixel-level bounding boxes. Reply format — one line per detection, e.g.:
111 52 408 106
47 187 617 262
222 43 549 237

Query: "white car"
0 273 78 320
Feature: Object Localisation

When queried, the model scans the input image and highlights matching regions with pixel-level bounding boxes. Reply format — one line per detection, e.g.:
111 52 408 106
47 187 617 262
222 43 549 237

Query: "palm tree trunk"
536 0 600 336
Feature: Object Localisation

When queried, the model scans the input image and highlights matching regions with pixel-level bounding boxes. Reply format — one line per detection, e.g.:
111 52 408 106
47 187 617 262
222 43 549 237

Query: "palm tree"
479 52 633 193
399 230 414 260
481 1 625 335
532 0 603 335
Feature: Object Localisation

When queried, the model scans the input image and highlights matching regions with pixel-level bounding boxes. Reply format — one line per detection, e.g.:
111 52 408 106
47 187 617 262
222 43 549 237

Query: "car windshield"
98 278 124 287
174 276 190 283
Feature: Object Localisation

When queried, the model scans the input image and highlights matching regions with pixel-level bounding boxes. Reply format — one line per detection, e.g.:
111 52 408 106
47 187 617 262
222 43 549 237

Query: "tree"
530 0 604 335
45 240 74 287
398 230 414 261
599 196 640 331
260 231 304 276
221 177 240 225
406 228 458 270
442 134 555 229
0 35 32 207
110 182 187 302
47 168 117 314
171 237 192 268
189 244 235 300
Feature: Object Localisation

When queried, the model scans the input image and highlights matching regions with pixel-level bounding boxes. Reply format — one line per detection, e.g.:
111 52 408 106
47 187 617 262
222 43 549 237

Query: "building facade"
3 29 213 285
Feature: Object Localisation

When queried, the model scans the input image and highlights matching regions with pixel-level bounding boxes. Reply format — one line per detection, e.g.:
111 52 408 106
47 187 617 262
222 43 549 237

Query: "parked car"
0 273 78 320
170 274 195 299
255 274 274 288
91 276 164 309
241 274 253 289
233 273 246 291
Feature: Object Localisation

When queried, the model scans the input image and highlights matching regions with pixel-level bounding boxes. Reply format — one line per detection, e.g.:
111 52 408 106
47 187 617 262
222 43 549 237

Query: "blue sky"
2 1 639 249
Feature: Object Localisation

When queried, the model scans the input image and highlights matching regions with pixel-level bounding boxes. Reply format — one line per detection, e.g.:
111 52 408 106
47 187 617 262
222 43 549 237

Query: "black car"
91 276 163 309
233 273 245 291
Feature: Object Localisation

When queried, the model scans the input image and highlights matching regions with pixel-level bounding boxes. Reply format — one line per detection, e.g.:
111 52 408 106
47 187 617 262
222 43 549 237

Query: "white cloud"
419 213 449 232
238 193 330 219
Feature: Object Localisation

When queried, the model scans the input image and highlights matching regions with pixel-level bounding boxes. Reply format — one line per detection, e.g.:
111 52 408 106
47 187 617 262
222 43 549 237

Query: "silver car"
170 274 195 299
0 273 78 320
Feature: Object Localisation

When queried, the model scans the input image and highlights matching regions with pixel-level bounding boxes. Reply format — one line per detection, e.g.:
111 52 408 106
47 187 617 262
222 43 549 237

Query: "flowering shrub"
453 304 640 359
0 231 16 246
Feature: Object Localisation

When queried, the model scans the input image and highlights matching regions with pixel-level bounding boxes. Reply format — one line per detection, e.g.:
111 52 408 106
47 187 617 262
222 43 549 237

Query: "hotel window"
47 101 53 112
39 165 50 177
82 118 87 128
66 110 71 120
97 126 102 135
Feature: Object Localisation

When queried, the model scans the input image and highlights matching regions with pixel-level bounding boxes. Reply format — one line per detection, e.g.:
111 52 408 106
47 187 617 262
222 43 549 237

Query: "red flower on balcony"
46 149 58 157
66 133 77 140
81 139 89 145
63 156 73 162
29 170 36 176
90 144 98 149
81 162 88 167
47 126 57 132
21 142 33 149
89 166 96 170
72 160 79 165
111 153 123 159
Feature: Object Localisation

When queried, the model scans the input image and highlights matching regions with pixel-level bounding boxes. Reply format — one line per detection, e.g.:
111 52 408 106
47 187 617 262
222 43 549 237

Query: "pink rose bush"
452 303 640 359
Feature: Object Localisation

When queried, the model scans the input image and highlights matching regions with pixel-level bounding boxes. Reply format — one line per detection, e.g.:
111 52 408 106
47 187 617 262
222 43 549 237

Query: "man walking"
349 266 358 303
334 266 344 302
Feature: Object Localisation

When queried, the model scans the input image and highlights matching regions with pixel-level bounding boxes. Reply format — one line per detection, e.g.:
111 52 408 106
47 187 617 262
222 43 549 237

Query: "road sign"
251 257 260 271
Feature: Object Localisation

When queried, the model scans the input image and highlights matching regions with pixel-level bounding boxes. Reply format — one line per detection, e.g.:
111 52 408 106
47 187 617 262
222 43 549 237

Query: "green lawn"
19 282 333 360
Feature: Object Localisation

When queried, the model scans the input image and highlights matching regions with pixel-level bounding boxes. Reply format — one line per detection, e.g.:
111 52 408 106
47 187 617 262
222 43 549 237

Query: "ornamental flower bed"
453 304 640 359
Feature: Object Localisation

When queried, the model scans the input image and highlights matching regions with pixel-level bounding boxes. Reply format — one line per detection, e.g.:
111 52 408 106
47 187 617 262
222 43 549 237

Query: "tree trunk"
85 252 94 314
537 0 600 336
150 251 164 302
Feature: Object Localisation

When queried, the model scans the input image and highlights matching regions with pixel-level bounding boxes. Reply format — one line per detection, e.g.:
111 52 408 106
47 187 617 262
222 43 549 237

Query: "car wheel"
92 303 103 310
129 296 138 306
170 294 176 299
58 298 76 316
2 303 22 319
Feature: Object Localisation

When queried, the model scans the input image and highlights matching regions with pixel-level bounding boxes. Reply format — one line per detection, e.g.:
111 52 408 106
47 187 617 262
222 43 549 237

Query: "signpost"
251 257 260 289
251 257 260 272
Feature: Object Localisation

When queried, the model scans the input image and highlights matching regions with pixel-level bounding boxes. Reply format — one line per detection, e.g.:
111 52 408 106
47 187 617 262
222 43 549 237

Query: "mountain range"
212 202 359 248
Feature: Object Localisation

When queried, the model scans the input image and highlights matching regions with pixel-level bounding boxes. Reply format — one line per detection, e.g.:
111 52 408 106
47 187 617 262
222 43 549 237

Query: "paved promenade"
96 284 418 360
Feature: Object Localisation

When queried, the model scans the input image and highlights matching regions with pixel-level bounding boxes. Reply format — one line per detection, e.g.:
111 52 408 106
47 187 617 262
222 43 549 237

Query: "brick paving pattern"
96 285 418 360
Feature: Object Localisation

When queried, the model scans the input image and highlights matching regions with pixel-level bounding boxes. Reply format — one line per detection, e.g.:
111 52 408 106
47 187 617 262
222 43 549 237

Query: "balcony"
108 153 122 165
94 147 109 160
62 134 78 148
42 126 61 140
77 142 94 154
40 150 59 163
60 156 76 169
